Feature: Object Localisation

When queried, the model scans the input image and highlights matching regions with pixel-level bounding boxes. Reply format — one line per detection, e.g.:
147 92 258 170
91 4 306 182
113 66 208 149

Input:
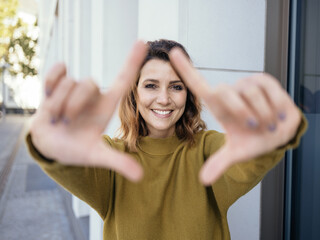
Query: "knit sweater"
26 117 307 240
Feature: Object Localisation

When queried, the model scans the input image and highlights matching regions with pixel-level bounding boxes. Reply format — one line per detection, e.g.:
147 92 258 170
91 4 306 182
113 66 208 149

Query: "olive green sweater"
26 118 307 240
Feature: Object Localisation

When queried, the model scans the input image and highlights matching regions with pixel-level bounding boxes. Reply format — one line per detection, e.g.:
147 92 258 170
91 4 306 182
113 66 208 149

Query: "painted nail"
278 112 286 121
45 88 51 97
247 118 258 129
51 117 57 124
268 123 276 132
62 117 69 125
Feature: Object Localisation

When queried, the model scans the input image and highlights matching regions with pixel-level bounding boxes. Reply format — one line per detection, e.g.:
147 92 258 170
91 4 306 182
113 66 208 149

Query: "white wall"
184 1 266 239
39 0 268 239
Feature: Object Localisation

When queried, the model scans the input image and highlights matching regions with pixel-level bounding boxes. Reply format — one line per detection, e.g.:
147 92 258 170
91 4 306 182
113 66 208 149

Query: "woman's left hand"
169 48 301 186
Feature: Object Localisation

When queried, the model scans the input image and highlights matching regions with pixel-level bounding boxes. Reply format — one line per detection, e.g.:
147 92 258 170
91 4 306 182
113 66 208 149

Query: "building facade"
38 1 319 240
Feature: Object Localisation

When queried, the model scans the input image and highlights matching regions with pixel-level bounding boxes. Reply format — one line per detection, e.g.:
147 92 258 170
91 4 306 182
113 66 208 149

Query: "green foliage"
0 0 18 57
0 0 38 78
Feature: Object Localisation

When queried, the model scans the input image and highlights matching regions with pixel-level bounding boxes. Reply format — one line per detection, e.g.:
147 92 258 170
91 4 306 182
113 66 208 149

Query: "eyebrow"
142 79 184 84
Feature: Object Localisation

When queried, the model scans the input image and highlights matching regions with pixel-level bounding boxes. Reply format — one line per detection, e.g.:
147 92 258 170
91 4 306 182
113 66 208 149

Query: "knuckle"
234 106 248 117
245 86 261 99
263 112 275 122
46 100 59 115
84 78 99 94
261 73 281 88
46 63 66 83
64 100 78 118
59 77 74 91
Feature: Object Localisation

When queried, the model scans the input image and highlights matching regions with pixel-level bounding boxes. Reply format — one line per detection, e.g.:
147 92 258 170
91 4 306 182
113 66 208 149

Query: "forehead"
139 59 181 82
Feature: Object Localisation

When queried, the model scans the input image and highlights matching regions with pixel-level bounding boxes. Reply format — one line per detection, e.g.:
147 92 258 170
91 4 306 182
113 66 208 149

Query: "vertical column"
79 0 92 78
65 0 74 75
38 0 58 95
89 2 105 239
71 0 91 220
57 0 64 61
90 0 104 87
72 0 81 79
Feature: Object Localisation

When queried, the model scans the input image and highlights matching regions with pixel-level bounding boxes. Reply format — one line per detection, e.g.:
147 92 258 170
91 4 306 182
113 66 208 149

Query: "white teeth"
152 110 172 115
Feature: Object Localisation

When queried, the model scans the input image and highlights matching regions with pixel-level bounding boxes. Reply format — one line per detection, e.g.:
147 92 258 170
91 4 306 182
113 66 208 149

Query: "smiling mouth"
152 109 173 117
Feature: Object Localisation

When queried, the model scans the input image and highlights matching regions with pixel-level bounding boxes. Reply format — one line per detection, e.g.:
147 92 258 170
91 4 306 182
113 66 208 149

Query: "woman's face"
137 59 187 138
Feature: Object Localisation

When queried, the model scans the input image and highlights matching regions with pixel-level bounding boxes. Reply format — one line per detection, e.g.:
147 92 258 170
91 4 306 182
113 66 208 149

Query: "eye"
145 84 157 89
171 85 184 91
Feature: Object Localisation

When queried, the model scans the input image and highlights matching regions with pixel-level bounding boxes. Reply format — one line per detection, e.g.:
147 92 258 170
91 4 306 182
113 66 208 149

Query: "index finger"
100 40 148 126
109 40 148 98
169 48 212 100
45 62 67 97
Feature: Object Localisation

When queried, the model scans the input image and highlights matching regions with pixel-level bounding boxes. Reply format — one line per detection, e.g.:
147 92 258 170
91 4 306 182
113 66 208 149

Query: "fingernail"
278 112 286 121
45 88 51 97
62 117 69 125
51 117 57 124
268 123 276 132
247 118 258 129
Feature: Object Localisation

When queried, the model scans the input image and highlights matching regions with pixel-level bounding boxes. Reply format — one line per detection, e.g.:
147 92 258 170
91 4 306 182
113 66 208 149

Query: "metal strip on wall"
260 0 290 239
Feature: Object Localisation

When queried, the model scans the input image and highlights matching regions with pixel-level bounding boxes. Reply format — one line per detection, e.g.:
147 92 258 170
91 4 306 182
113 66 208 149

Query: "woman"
27 39 307 239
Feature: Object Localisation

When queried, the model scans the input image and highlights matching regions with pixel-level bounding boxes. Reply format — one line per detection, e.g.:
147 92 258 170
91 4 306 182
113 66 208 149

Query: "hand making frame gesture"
169 48 301 185
30 41 147 182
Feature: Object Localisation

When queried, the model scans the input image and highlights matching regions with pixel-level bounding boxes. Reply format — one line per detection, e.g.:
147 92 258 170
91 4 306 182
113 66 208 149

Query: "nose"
156 89 171 105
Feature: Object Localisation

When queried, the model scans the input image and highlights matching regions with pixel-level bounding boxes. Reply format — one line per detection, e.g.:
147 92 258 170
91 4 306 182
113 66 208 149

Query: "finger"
101 40 148 121
211 85 260 129
91 141 144 182
45 62 67 96
169 48 212 101
236 82 276 131
44 76 76 123
199 146 233 186
109 40 148 98
251 74 301 137
63 78 100 122
248 74 301 144
246 73 292 120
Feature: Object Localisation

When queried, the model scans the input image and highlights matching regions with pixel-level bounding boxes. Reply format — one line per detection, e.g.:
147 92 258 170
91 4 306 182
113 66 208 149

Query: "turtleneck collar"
137 135 184 155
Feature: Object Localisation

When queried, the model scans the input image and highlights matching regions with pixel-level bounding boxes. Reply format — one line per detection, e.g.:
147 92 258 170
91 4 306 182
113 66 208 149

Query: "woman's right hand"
29 41 147 182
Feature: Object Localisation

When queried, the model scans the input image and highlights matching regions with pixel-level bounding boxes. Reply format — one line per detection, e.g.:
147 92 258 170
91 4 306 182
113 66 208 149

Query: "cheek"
176 92 187 109
137 91 153 109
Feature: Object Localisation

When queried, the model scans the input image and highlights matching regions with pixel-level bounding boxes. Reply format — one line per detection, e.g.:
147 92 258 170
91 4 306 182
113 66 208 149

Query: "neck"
147 127 175 139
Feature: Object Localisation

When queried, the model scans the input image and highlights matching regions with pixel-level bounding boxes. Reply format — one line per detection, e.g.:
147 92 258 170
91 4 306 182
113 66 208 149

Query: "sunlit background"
0 0 40 114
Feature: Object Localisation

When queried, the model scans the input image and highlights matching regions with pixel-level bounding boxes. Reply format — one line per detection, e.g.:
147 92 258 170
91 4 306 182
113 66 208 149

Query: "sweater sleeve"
208 114 308 212
25 134 115 220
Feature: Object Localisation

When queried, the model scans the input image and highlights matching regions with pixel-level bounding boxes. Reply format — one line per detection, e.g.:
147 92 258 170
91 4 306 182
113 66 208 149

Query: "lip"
151 109 173 118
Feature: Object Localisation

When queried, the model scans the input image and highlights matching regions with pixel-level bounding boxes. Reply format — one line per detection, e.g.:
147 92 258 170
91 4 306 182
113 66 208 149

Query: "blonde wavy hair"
116 39 206 151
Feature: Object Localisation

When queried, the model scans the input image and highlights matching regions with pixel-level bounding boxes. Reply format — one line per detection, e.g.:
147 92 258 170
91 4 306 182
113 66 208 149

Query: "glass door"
285 0 320 239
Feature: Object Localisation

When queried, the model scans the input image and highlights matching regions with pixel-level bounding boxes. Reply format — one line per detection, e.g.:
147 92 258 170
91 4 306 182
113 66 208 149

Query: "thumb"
199 146 233 186
91 141 144 182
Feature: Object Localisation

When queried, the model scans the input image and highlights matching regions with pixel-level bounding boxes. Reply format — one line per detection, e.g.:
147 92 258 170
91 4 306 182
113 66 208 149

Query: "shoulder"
194 130 225 145
102 135 127 152
193 130 226 158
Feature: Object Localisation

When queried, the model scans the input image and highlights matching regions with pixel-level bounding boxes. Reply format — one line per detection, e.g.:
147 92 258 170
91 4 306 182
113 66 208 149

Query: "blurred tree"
0 0 38 78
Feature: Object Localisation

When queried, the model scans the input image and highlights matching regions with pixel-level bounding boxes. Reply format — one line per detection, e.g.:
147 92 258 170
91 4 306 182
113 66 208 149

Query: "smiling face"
136 59 187 138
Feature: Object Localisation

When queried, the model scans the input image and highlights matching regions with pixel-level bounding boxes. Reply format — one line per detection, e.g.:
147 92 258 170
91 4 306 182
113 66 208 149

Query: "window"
285 0 320 239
